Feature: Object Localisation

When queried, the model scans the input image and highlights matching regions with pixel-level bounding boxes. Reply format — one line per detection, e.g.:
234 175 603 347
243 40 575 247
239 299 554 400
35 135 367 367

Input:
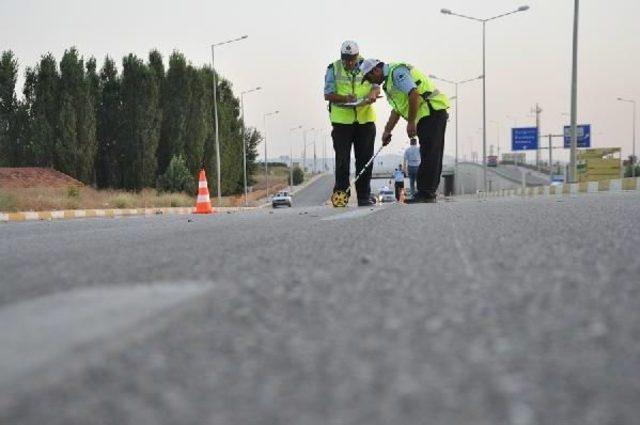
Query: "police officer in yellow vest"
360 59 449 203
324 41 380 206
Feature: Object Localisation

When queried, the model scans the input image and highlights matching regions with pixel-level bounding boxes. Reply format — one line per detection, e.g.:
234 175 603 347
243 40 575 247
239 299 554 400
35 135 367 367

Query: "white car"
378 187 395 203
272 191 292 208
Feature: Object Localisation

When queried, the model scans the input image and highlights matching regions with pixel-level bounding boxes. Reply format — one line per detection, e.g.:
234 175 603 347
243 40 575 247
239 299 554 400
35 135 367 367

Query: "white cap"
340 40 359 56
359 58 380 76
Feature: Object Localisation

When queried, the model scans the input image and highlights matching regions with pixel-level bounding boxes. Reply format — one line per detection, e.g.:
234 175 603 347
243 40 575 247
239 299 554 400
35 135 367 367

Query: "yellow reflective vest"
383 63 449 122
328 59 376 124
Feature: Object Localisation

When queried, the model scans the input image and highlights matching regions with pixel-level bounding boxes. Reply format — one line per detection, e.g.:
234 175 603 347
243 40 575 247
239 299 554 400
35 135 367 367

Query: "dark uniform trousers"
416 110 448 196
332 122 376 201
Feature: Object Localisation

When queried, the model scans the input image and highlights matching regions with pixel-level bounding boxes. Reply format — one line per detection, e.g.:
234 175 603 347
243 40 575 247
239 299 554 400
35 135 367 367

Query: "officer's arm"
366 85 381 102
382 111 401 145
407 88 421 124
324 64 356 103
385 111 401 133
325 93 355 103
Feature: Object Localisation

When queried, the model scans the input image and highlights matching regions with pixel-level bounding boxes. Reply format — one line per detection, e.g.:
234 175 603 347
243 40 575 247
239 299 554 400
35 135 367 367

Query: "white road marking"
322 205 388 221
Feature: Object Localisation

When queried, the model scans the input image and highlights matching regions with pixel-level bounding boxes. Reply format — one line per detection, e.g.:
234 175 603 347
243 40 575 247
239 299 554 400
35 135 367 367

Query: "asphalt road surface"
292 174 334 207
1 191 639 424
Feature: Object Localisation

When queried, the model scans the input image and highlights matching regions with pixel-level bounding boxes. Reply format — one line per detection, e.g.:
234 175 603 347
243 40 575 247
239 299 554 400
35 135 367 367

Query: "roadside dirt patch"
0 168 83 189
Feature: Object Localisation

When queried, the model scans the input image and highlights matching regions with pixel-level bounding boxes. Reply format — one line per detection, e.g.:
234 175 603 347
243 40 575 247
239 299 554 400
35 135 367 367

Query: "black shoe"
404 192 437 204
358 198 376 207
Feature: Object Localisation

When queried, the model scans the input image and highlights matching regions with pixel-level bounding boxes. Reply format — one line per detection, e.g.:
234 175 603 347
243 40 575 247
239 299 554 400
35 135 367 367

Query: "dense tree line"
0 48 261 194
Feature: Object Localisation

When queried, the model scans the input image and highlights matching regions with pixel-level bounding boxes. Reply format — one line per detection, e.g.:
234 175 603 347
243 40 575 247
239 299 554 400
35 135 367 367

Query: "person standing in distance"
403 138 421 197
360 59 449 203
324 41 380 206
393 164 405 201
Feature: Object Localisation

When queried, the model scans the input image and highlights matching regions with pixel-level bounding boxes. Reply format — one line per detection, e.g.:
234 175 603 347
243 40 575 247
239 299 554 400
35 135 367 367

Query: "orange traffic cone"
194 169 213 214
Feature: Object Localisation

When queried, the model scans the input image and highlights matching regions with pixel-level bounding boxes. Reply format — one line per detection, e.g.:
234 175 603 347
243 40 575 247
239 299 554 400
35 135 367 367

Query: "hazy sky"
1 0 639 163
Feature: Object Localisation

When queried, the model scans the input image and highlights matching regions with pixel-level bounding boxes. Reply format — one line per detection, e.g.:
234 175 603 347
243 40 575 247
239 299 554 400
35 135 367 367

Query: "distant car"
378 187 395 203
487 155 498 167
272 191 292 208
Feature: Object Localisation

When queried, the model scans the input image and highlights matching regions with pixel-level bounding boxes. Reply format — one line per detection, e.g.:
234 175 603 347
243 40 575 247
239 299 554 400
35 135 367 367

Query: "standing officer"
324 41 380 206
360 59 449 203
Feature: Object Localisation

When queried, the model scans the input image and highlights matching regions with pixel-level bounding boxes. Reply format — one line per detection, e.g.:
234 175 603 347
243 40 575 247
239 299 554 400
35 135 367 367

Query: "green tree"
157 154 194 193
157 51 191 174
55 48 83 176
96 56 122 188
184 66 208 177
77 57 99 183
22 54 59 166
54 48 98 183
0 51 19 165
120 54 160 190
244 127 261 187
292 166 304 185
216 77 243 195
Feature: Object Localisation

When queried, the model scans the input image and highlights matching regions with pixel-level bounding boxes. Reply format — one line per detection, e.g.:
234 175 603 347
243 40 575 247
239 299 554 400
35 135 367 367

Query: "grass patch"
0 191 18 212
110 193 135 209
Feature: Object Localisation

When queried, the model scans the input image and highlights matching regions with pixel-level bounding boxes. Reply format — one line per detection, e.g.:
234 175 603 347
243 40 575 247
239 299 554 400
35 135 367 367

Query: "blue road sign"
512 127 538 151
563 124 591 148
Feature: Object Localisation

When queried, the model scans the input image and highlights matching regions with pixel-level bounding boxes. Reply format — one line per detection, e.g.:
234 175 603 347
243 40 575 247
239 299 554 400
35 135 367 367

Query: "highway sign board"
511 127 538 151
563 124 591 148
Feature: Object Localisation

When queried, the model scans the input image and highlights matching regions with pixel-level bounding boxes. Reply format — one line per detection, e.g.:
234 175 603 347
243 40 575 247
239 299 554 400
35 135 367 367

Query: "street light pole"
210 34 248 206
441 5 530 194
240 86 261 206
263 110 279 199
569 0 579 183
617 97 637 177
313 132 317 174
429 74 483 167
302 128 314 173
430 74 482 196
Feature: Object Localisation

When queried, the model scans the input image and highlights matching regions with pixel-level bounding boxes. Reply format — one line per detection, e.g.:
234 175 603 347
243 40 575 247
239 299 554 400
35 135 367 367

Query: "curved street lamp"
441 5 530 194
240 86 261 205
210 34 248 205
263 110 280 198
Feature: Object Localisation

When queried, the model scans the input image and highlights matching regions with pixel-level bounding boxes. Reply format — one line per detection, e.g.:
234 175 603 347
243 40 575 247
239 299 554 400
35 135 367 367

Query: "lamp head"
518 5 530 12
441 8 452 14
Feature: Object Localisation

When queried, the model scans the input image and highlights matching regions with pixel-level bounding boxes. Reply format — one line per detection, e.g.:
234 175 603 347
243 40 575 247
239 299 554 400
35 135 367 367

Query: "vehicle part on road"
195 169 213 214
272 191 293 208
331 145 386 207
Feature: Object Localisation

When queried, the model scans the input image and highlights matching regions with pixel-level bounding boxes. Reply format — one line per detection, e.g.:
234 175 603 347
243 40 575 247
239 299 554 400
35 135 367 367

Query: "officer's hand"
382 131 392 146
344 94 356 103
366 93 378 104
407 122 417 138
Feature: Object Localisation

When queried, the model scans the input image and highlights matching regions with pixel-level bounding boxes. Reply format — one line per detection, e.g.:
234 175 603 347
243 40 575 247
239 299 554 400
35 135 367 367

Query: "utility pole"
532 103 542 169
569 0 580 182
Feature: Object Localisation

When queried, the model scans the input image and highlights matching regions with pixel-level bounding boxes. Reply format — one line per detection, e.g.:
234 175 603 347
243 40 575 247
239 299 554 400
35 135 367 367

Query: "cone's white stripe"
197 194 210 203
199 180 208 189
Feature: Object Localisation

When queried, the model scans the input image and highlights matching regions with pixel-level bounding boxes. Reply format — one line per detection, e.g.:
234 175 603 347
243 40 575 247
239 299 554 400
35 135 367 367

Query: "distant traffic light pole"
240 86 261 205
211 34 247 206
617 97 637 177
441 5 530 195
263 110 280 199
